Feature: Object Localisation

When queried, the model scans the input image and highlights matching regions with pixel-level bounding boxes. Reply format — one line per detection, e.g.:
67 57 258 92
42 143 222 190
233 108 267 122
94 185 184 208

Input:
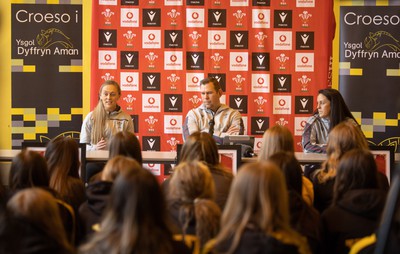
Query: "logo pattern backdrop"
92 0 334 178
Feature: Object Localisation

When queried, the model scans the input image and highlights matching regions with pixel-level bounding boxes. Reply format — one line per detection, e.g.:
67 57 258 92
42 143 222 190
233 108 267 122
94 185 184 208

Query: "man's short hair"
200 77 222 92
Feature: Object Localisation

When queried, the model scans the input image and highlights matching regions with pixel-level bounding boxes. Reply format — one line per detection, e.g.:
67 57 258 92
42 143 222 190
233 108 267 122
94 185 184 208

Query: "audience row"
0 121 392 254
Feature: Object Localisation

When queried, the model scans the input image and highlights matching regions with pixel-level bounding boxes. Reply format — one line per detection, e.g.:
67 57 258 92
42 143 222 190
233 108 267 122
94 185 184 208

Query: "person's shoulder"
306 114 320 124
221 104 241 114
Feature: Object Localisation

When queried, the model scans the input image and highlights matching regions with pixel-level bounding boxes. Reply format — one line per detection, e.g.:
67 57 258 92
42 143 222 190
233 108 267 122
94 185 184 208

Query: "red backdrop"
91 0 334 179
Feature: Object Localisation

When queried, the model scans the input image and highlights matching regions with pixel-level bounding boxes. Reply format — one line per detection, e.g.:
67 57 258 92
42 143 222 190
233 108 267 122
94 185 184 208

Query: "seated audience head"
169 161 215 200
45 136 81 180
213 161 308 253
45 136 84 207
317 120 369 182
180 131 219 167
258 125 294 161
6 188 73 253
169 161 220 247
269 151 303 195
101 155 138 182
108 131 142 164
9 150 49 192
333 149 379 204
79 158 177 253
316 88 357 129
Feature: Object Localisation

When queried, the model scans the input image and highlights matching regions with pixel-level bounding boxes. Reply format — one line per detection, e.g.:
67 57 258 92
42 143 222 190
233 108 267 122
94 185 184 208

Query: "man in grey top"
183 77 244 144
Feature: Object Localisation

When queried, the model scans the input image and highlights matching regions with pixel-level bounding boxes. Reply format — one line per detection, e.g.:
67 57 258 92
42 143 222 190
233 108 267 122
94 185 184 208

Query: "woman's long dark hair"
79 159 175 254
317 88 357 130
333 149 379 204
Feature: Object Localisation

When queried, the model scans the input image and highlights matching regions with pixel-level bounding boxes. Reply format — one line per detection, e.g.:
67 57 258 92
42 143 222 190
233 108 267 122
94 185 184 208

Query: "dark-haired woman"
320 149 387 254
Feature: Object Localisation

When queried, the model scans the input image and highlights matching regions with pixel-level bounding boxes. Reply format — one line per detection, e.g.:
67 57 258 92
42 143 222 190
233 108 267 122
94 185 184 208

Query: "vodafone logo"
148 163 155 168
258 13 265 20
256 141 262 149
192 12 199 19
170 119 177 126
301 57 309 64
126 12 133 19
279 99 286 106
192 76 199 83
214 34 221 41
148 33 155 40
257 77 264 85
126 76 133 83
279 35 287 42
170 55 177 62
300 120 306 128
104 54 112 61
236 56 243 63
148 97 155 104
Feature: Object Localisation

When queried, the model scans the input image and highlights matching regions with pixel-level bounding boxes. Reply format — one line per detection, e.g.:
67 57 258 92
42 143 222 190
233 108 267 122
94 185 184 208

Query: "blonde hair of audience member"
180 131 220 167
7 188 74 253
91 80 122 145
169 161 221 247
258 125 295 162
100 155 137 182
79 158 178 254
45 136 84 205
210 161 310 254
315 121 369 183
108 131 143 164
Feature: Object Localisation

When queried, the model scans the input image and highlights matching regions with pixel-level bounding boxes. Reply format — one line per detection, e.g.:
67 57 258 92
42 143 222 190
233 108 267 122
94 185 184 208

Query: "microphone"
209 119 215 136
240 144 255 158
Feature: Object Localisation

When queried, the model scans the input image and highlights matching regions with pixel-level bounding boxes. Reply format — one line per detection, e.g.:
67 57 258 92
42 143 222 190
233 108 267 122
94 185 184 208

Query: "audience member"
183 77 244 144
6 149 79 246
269 152 321 254
167 161 221 250
320 149 387 254
205 161 310 254
164 131 233 209
302 88 358 154
0 188 74 254
80 80 134 151
85 130 142 183
45 136 86 210
79 164 190 254
312 121 373 213
8 149 49 196
79 156 140 239
258 125 314 205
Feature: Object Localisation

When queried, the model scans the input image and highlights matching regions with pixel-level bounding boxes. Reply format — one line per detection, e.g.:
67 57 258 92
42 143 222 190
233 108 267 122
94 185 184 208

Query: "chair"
373 164 400 254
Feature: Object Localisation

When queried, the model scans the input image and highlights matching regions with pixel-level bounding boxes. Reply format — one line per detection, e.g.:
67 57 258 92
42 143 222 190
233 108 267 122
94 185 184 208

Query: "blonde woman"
168 161 221 250
258 125 314 206
4 188 74 254
205 161 310 254
258 125 294 161
80 80 134 151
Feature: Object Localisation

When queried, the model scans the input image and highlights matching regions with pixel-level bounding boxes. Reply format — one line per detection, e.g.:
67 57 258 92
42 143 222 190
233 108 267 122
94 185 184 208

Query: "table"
1 149 327 164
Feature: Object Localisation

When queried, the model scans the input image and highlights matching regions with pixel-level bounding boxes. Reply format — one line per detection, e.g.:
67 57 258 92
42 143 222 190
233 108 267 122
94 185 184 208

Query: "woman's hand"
95 137 107 150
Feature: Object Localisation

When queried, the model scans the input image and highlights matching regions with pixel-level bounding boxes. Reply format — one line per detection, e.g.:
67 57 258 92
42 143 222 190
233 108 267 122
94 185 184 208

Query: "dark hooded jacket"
78 181 112 238
320 189 386 254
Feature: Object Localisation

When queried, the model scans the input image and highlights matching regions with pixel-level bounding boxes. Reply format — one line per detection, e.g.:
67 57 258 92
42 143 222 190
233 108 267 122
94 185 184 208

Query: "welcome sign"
339 6 400 150
11 3 83 148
